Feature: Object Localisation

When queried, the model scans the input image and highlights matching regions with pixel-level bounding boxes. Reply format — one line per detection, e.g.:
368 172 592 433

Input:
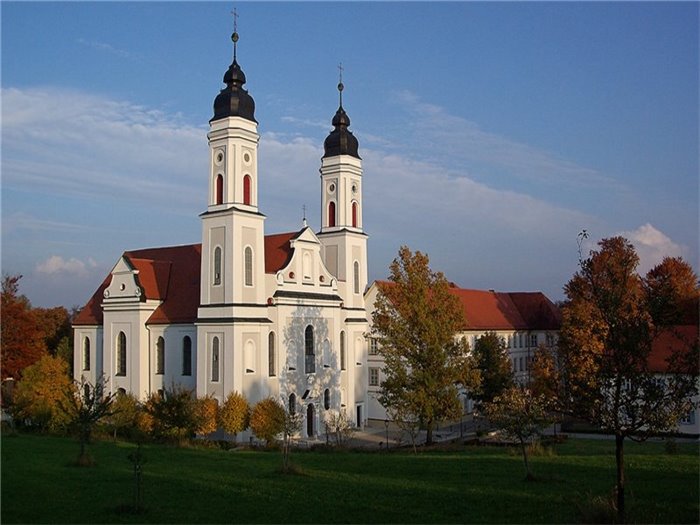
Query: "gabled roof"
372 280 561 332
74 231 305 327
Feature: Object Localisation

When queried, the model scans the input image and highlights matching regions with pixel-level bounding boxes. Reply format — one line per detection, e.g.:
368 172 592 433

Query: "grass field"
1 433 698 523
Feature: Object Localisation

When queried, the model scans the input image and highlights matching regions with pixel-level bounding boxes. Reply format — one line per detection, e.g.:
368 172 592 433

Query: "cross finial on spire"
231 7 240 61
337 62 344 107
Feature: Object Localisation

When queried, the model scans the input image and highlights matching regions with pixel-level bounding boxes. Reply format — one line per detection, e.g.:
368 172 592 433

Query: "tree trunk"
519 437 534 481
615 433 625 523
426 421 433 446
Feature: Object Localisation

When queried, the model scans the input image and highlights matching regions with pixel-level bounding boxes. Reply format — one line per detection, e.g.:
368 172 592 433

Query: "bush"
218 391 250 439
194 396 219 435
250 398 285 445
103 392 141 440
145 385 198 445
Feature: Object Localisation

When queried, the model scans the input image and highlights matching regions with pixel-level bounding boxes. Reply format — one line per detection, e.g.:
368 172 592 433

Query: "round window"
215 151 224 165
328 183 336 193
352 184 357 194
243 152 251 164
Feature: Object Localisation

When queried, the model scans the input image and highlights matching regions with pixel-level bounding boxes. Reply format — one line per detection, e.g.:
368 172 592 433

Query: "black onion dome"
323 105 360 159
211 57 257 123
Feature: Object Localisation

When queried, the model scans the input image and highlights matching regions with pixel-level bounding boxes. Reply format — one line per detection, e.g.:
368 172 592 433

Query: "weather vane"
337 62 344 106
231 7 239 60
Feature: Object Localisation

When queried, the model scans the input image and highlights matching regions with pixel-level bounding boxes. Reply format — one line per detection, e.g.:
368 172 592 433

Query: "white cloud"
2 87 206 211
36 255 98 276
619 223 689 275
76 38 134 60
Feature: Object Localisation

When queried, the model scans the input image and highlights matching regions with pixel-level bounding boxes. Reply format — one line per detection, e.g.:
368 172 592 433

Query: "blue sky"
2 2 698 308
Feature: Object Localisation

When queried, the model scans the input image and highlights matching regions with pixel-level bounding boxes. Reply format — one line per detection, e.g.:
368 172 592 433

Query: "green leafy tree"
145 385 199 445
219 391 250 440
554 235 699 522
12 354 72 432
372 246 480 445
104 391 141 440
250 397 285 445
61 376 115 465
472 331 514 405
484 386 552 481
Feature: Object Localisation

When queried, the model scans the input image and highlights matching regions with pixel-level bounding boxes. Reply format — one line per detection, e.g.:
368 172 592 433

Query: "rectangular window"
680 410 695 425
530 334 538 348
369 338 378 355
369 367 379 387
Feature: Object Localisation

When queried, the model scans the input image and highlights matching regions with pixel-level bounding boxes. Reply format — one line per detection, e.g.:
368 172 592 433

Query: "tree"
61 376 115 465
484 386 552 481
145 385 199 445
372 246 480 445
11 354 73 432
34 306 71 355
554 236 699 522
281 409 302 472
218 391 250 440
194 395 219 435
104 391 141 440
250 397 285 445
472 331 514 405
1 275 47 380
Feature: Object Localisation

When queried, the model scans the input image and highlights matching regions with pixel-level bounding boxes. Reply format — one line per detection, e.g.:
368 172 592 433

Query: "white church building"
73 27 369 438
74 24 582 438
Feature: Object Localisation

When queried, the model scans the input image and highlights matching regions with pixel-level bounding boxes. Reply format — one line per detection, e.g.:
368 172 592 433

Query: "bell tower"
199 19 266 308
318 69 368 308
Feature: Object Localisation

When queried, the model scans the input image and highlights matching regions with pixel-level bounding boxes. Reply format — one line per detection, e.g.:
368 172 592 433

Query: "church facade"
73 29 369 438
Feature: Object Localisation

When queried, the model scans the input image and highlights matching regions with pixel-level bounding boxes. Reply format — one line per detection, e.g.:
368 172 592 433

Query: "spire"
211 9 257 123
323 64 360 159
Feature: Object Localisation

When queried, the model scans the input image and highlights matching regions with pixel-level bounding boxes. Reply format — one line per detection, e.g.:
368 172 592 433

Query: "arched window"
215 174 224 205
182 336 192 376
340 331 346 371
211 337 220 382
352 201 358 228
156 336 165 375
268 332 276 377
307 404 315 437
116 332 127 376
213 247 222 285
353 261 360 294
82 337 90 371
304 325 315 374
289 393 296 415
243 175 252 205
324 388 330 410
302 252 312 280
244 246 253 286
244 340 255 374
328 201 336 227
117 387 126 396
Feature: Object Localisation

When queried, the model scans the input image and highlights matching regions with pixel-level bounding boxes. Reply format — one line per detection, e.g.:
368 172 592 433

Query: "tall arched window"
289 393 296 415
243 175 252 205
211 337 220 382
324 388 330 410
82 337 90 371
213 247 222 285
244 246 253 286
156 336 165 375
352 201 358 228
215 174 224 205
307 403 315 437
340 331 346 371
304 325 315 374
182 336 192 376
353 261 360 294
244 340 255 374
328 201 336 227
268 332 276 377
116 332 127 376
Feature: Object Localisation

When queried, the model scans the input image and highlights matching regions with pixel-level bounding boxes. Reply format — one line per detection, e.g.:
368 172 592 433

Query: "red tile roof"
74 232 301 327
648 325 699 374
375 281 561 331
264 231 297 273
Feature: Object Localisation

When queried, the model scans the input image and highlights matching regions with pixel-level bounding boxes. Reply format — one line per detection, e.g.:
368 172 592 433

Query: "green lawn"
1 433 698 523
